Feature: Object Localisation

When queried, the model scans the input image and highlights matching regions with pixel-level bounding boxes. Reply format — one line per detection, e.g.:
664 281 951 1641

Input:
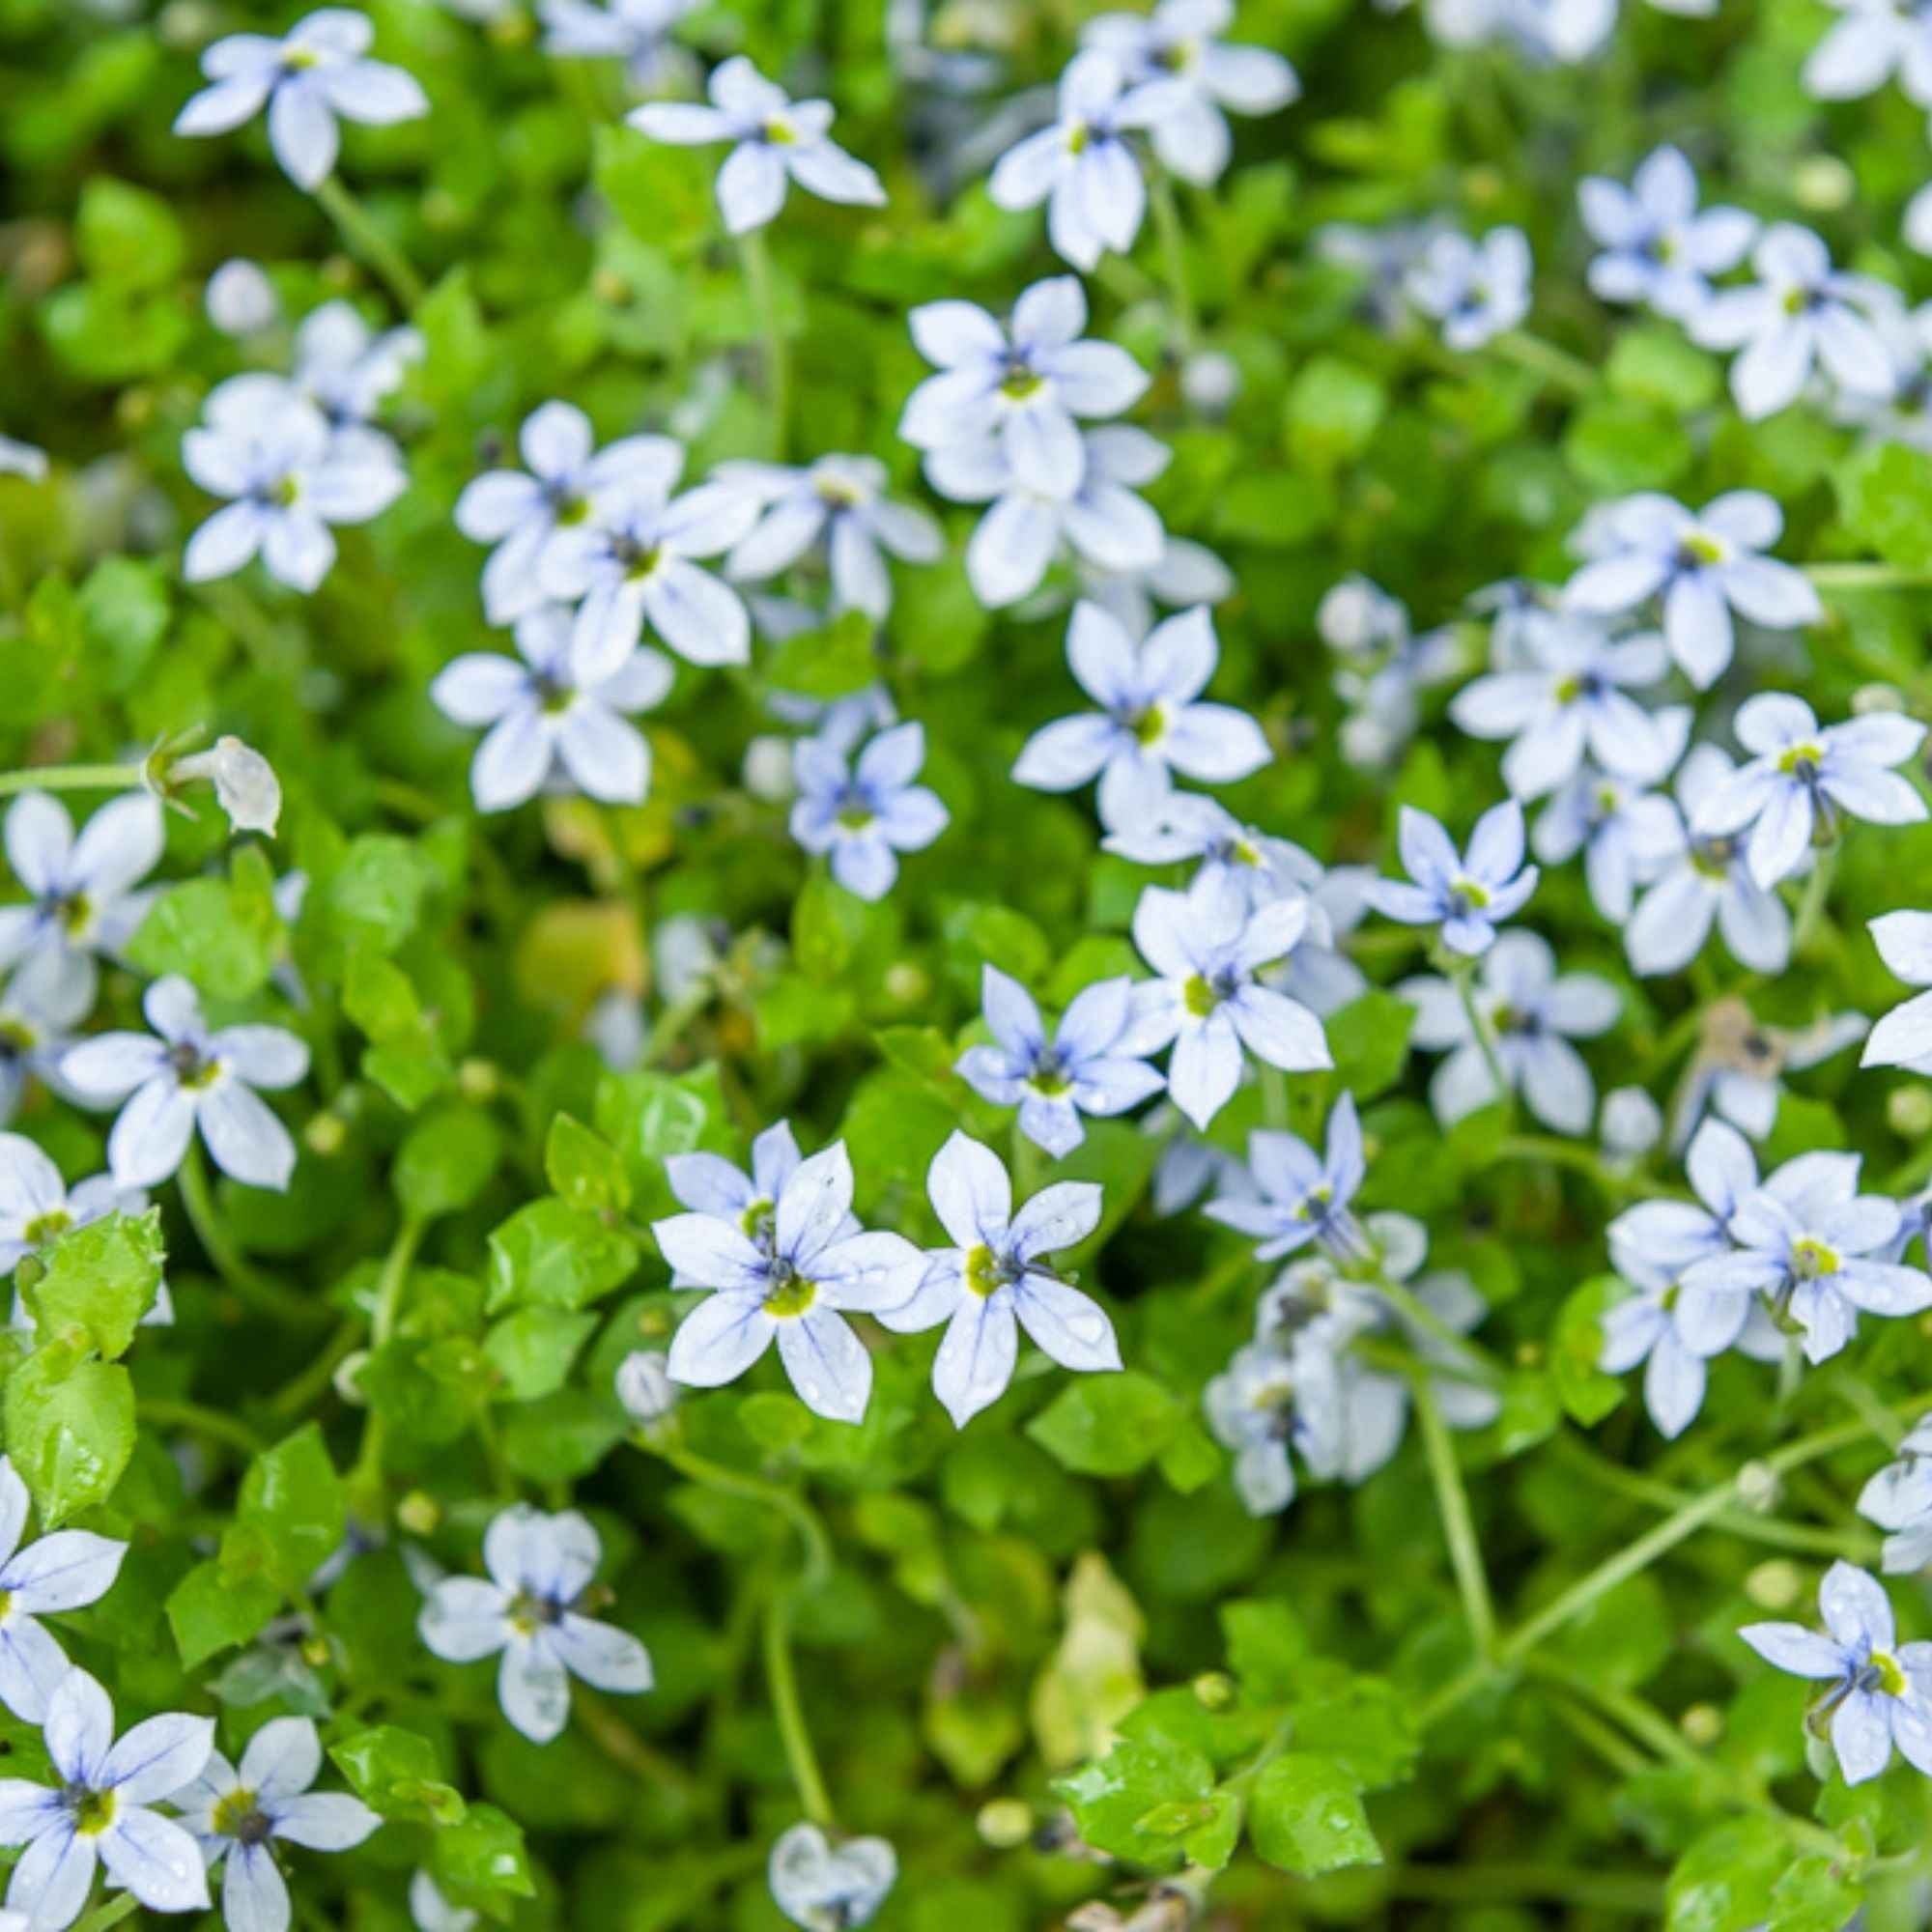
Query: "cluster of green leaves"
9 0 1932 1927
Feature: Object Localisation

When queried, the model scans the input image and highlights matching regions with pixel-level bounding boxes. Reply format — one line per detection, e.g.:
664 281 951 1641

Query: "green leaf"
545 1113 631 1215
1220 1599 1309 1703
21 1208 163 1360
429 1803 536 1916
1665 1817 1789 1932
5 1346 134 1526
488 1199 639 1312
330 1725 466 1824
498 1389 627 1481
1051 1738 1212 1868
1246 1752 1379 1876
223 1424 346 1597
75 176 184 289
126 876 279 1002
762 608 878 698
484 1307 599 1402
395 1107 503 1222
1323 990 1416 1103
166 1557 280 1668
1837 441 1932 569
1028 1373 1178 1477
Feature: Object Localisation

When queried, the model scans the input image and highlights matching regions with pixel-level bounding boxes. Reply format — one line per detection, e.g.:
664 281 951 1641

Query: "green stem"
348 1215 428 1507
1414 1378 1496 1659
1791 839 1839 957
137 1396 265 1459
178 1144 330 1327
0 762 144 799
763 1588 834 1828
1492 329 1595 395
737 227 788 459
1491 1135 1645 1201
1259 1063 1290 1130
1370 1273 1506 1384
1804 562 1932 589
640 986 711 1070
313 175 425 311
649 1442 831 1586
1010 1120 1046 1203
1450 957 1512 1119
71 1894 143 1932
1146 167 1198 355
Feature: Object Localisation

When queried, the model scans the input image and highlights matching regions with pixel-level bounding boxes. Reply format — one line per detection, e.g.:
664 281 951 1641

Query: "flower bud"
1889 1087 1932 1139
976 1799 1033 1849
1745 1557 1802 1609
1680 1702 1722 1748
1180 351 1239 416
615 1350 678 1425
172 736 282 836
397 1491 440 1537
205 260 279 336
1601 1086 1662 1159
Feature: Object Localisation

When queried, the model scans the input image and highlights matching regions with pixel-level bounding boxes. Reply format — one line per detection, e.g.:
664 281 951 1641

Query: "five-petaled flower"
1364 801 1539 957
0 1457 126 1724
1205 1094 1368 1263
789 721 948 902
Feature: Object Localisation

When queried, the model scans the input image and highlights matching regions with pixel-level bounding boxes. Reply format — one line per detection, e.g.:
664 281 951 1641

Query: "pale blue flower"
0 1459 126 1724
1804 0 1932 103
769 1823 895 1932
1859 1420 1932 1572
876 1131 1118 1428
1406 228 1531 351
0 1137 143 1281
455 405 692 625
1577 146 1754 319
418 1506 653 1745
1012 602 1268 825
61 977 310 1192
1740 1562 1932 1785
1865 908 1932 1069
1449 615 1669 799
1691 223 1894 420
205 260 279 336
290 299 420 430
430 608 673 812
174 9 428 191
1081 0 1299 185
1127 870 1331 1130
1668 1008 1866 1152
1564 491 1822 689
183 376 405 592
0 1668 212 1932
1205 1094 1367 1263
955 966 1165 1157
718 455 942 619
1079 532 1235 640
1680 1146 1932 1364
899 277 1149 499
0 440 47 483
1204 1332 1342 1516
0 791 161 999
540 0 699 89
1400 929 1619 1134
1625 747 1792 977
1531 709 1690 923
654 1142 923 1422
0 963 91 1130
628 57 885 234
175 1719 380 1932
1364 801 1539 956
1691 694 1926 890
986 52 1183 270
789 722 948 901
926 425 1167 610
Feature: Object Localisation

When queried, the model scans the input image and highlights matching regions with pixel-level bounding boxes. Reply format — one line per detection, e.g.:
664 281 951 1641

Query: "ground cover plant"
10 0 1932 1925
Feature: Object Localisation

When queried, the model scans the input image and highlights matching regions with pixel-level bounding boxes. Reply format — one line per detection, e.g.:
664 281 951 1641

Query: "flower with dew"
0 1136 145 1283
769 1823 896 1931
418 1505 653 1745
1080 0 1299 185
0 963 91 1132
789 721 948 901
61 976 310 1192
1679 1146 1932 1365
1689 694 1926 891
182 375 405 593
955 965 1165 1158
1204 1329 1344 1516
1011 602 1270 826
1400 929 1620 1134
1530 708 1691 923
652 1141 923 1422
985 52 1184 270
539 453 759 679
0 1668 212 1932
0 1457 126 1724
431 607 673 812
1740 1562 1932 1784
1859 1420 1932 1573
1863 908 1932 1070
926 425 1167 610
455 403 697 626
539 0 700 90
898 277 1150 502
875 1131 1119 1428
1126 870 1331 1130
289 299 420 432
717 455 942 618
1624 745 1794 978
1690 223 1895 420
1577 145 1755 320
174 1718 380 1932
1448 614 1671 799
662 1121 822 1281
627 56 885 234
0 791 162 1000
1406 227 1531 351
1804 0 1932 104
1562 491 1822 691
173 8 429 191
1363 801 1539 958
1205 1094 1368 1264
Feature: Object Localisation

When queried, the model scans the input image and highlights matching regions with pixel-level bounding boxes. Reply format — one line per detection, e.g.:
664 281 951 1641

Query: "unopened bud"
1601 1086 1662 1160
1191 1670 1234 1711
304 1111 348 1156
1793 155 1854 213
171 736 282 837
615 1350 677 1425
883 961 929 1007
1735 1460 1781 1514
977 1799 1033 1849
205 260 279 336
742 735 797 803
1180 351 1239 416
1889 1087 1932 1139
458 1059 500 1102
397 1491 440 1537
1681 1702 1722 1748
1746 1558 1803 1610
